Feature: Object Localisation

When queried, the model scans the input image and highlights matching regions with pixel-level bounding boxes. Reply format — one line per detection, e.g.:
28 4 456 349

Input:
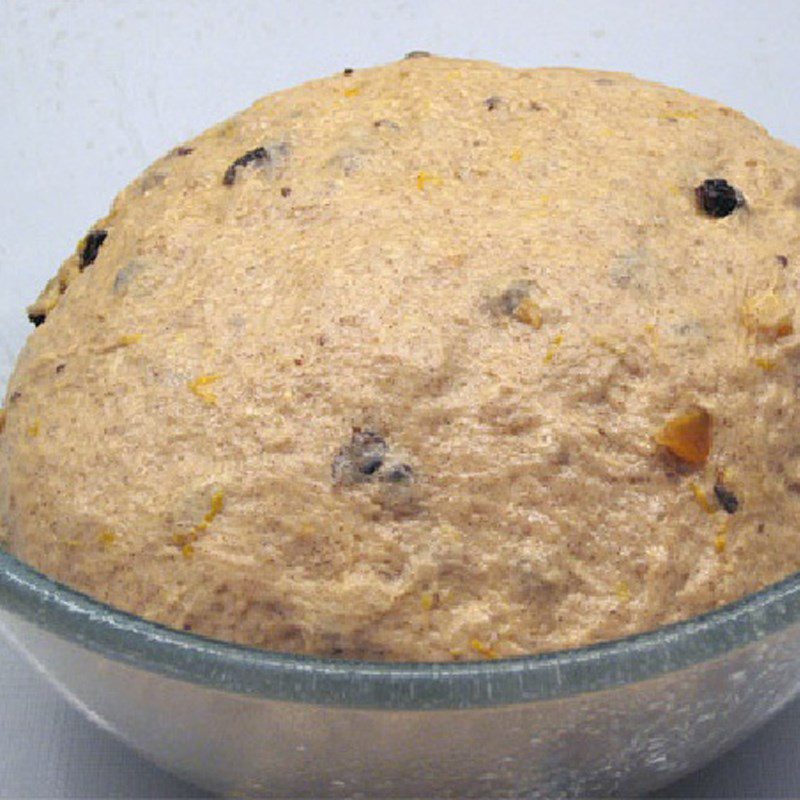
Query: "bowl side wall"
3 607 800 798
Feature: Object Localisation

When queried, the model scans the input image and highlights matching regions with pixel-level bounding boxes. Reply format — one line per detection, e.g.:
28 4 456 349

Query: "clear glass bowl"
2 548 800 797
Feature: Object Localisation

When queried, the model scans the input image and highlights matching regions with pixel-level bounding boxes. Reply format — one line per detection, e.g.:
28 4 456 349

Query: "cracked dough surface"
2 56 800 660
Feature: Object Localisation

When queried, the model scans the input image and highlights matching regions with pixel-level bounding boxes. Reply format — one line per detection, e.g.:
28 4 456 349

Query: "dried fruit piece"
98 530 116 548
715 519 730 553
741 291 794 339
543 334 564 364
754 357 778 371
332 430 389 485
496 281 543 328
498 282 530 313
484 96 503 111
714 483 740 514
695 179 745 218
223 144 289 186
204 491 224 524
172 491 224 554
113 261 148 295
416 171 443 191
469 639 498 659
513 297 543 328
223 147 268 185
655 408 712 464
118 334 142 347
188 374 222 405
332 430 416 488
420 592 437 611
28 313 46 327
690 482 714 514
380 463 414 484
80 229 108 270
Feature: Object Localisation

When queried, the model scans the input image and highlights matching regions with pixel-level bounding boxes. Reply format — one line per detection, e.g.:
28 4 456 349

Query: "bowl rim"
2 550 799 710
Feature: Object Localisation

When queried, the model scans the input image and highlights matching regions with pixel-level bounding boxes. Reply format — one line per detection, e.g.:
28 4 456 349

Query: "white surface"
1 0 800 796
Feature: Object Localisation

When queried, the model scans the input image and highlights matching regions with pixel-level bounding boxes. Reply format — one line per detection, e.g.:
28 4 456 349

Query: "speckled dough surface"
2 56 800 661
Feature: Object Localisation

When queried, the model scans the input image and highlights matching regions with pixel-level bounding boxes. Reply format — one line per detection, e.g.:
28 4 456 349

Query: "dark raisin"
172 146 194 157
182 622 193 631
223 147 270 186
332 430 389 485
498 281 532 316
777 255 789 267
80 229 108 270
280 186 292 198
404 50 431 59
113 261 145 295
714 484 740 514
28 313 46 327
484 96 503 111
381 463 414 484
8 391 22 405
360 457 384 475
695 179 745 218
373 119 401 131
55 363 66 374
343 67 354 76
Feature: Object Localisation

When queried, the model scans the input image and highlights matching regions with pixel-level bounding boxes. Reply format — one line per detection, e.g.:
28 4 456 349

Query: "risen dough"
2 56 800 660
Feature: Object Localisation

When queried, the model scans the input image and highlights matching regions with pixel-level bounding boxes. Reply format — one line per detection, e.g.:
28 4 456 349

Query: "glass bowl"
2 549 800 797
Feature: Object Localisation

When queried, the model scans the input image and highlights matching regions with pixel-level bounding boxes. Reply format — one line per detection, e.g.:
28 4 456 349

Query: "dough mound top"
2 56 800 661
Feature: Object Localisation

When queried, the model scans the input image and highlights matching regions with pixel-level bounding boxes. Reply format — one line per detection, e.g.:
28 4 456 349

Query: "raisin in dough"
3 56 800 661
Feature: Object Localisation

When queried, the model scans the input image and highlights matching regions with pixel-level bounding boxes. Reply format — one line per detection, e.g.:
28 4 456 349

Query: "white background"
1 1 800 796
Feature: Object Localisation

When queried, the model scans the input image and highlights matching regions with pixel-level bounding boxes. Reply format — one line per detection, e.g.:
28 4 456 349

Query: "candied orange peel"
513 297 543 328
416 171 443 191
715 519 730 554
741 291 794 339
188 374 222 405
655 408 712 464
173 491 225 556
98 530 117 548
470 638 499 659
754 357 778 371
690 482 715 514
118 334 143 346
543 334 564 363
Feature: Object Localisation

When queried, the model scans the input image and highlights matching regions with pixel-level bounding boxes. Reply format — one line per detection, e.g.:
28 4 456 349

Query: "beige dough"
2 56 800 660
